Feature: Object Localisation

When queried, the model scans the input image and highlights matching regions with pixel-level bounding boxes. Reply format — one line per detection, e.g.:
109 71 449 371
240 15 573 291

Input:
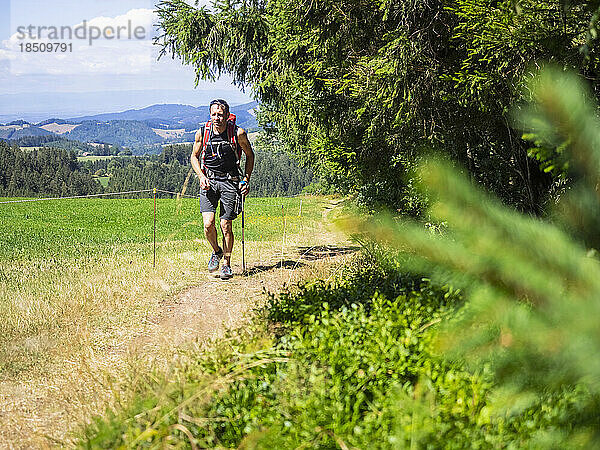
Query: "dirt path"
140 242 357 351
138 197 353 351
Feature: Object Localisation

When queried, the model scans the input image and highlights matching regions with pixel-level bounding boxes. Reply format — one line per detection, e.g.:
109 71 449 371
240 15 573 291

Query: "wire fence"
0 189 157 204
0 189 303 204
0 188 315 272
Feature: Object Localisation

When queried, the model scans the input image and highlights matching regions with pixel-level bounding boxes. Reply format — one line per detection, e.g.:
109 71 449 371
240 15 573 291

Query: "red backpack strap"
201 120 211 173
227 113 240 161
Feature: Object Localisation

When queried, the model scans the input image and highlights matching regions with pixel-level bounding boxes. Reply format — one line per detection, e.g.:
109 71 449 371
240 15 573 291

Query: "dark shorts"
199 178 243 220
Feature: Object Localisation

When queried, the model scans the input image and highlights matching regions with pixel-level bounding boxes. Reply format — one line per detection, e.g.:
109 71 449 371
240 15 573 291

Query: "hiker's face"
210 104 227 130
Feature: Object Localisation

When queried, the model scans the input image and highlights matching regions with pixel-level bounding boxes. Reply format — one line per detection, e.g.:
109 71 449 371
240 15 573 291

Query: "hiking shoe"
207 249 223 273
220 264 233 280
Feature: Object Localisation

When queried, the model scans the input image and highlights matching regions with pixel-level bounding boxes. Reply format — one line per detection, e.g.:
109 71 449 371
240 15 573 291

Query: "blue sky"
0 0 254 120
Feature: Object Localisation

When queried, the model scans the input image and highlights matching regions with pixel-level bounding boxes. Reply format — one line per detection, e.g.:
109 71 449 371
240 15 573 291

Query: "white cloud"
0 1 251 102
0 49 16 61
1 8 159 75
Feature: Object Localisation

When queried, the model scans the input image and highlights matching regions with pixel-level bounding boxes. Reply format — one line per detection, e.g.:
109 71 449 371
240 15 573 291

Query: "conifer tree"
351 69 600 443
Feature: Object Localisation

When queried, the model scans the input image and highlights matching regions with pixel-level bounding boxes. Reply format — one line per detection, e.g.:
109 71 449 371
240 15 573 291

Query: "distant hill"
0 124 53 139
66 120 164 147
1 101 260 152
36 118 70 126
67 101 259 131
11 126 53 138
0 128 14 139
68 104 199 123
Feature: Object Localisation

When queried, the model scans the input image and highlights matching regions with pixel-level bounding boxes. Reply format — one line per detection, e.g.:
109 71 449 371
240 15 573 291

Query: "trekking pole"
242 196 246 275
240 180 247 275
281 203 286 269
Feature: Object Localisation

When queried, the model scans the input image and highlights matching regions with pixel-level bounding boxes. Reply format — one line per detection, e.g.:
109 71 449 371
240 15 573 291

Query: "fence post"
153 187 157 268
281 203 286 268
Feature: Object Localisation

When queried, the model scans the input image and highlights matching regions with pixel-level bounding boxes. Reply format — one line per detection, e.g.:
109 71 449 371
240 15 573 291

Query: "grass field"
1 196 319 259
93 175 110 187
76 155 116 162
0 195 322 377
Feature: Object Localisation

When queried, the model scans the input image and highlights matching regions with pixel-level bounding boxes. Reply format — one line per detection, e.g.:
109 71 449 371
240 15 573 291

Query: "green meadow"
76 155 115 162
0 195 320 261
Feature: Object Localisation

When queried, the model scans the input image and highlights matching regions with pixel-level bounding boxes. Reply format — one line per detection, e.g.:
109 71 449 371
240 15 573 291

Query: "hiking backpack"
200 113 240 175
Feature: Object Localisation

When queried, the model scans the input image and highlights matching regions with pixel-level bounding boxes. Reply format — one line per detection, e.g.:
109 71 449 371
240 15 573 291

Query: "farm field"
76 155 116 162
93 175 110 187
0 194 332 446
1 195 319 261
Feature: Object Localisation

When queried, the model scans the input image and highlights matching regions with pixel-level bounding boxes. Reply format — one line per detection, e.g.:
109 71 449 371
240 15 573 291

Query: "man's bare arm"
191 129 210 190
237 127 254 181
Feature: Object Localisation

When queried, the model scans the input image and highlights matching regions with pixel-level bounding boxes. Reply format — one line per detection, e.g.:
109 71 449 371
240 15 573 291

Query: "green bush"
344 68 600 447
79 254 594 448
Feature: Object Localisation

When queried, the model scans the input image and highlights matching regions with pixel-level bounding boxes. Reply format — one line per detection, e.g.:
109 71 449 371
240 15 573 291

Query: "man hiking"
191 99 254 279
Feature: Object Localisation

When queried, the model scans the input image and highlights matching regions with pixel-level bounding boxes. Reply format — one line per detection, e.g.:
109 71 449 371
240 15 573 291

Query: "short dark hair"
209 99 229 116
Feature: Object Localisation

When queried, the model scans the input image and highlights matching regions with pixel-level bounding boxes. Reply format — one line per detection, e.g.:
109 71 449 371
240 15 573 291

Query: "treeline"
0 140 316 198
99 146 196 196
7 135 132 156
244 135 315 197
94 143 315 197
7 135 100 154
3 135 134 157
66 120 164 147
0 141 102 197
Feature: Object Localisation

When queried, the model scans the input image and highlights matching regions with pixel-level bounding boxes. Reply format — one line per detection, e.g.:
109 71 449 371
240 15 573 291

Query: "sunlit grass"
0 196 320 260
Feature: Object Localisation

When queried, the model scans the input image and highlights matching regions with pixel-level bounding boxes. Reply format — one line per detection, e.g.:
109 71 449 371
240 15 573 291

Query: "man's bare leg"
202 212 221 252
220 218 234 266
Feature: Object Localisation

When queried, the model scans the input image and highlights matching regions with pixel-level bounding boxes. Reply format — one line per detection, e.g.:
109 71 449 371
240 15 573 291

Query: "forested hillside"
0 141 101 197
66 120 165 147
8 135 107 154
0 125 53 140
0 140 315 198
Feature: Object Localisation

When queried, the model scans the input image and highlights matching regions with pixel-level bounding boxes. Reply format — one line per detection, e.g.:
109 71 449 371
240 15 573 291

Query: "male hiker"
190 99 254 279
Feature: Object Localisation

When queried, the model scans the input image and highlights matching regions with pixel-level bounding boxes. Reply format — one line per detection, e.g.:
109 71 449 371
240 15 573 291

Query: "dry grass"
0 198 352 448
0 242 203 447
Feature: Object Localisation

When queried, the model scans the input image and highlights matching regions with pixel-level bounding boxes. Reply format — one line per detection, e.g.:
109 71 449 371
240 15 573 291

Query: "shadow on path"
296 245 359 260
244 260 307 276
243 245 359 276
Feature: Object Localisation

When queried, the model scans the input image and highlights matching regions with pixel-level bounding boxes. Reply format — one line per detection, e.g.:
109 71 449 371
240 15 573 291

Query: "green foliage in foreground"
79 258 594 448
347 69 600 444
